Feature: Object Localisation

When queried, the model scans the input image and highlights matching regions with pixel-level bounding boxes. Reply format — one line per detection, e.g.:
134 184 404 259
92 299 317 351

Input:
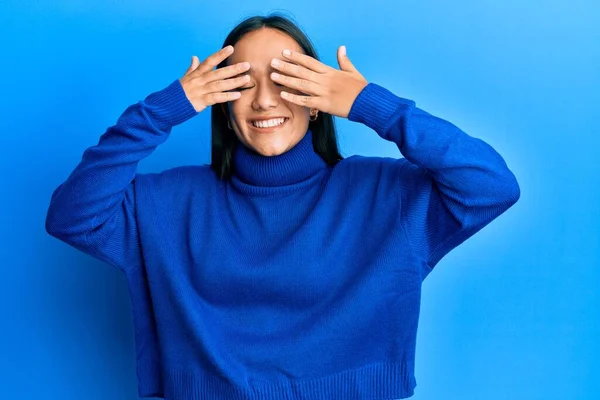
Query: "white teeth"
252 118 286 128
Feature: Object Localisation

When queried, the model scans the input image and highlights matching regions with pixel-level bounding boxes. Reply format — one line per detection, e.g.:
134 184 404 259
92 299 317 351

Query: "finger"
280 90 318 108
280 49 330 74
203 61 250 84
204 74 250 94
194 45 235 76
202 91 242 106
270 72 322 96
271 58 322 82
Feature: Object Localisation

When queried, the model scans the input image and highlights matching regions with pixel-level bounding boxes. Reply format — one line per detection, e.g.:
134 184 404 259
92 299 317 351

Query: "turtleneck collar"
231 129 328 187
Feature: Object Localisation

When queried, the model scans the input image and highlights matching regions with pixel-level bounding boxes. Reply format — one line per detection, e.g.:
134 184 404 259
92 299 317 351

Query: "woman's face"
225 28 312 157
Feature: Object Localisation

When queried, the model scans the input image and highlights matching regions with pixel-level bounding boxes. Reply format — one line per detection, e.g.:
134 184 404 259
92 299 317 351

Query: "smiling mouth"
247 117 289 131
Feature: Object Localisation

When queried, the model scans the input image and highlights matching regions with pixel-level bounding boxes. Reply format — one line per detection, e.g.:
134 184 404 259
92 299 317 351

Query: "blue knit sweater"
45 78 520 400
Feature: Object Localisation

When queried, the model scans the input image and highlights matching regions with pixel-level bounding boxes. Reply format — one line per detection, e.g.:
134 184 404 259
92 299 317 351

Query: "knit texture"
46 78 520 399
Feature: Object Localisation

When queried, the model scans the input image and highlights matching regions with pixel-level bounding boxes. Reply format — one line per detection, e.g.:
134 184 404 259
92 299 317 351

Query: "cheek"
288 109 311 126
289 105 310 117
228 101 246 119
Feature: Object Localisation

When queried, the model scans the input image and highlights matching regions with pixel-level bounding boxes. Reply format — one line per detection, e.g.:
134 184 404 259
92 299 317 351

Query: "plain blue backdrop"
1 1 598 399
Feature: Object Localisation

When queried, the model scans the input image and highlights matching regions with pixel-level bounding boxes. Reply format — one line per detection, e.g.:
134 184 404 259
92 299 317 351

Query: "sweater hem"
157 360 416 399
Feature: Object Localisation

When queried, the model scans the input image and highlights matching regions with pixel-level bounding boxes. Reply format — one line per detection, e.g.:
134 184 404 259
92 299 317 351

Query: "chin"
251 144 287 157
244 132 299 157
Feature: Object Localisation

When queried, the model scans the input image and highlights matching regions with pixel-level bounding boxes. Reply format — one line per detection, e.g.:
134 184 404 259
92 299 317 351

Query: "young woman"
46 14 520 400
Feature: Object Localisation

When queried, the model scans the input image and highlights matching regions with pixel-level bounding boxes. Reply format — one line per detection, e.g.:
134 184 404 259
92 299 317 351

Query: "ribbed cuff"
141 78 199 130
347 83 415 136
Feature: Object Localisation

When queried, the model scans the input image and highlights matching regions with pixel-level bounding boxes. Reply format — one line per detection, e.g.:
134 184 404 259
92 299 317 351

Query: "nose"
251 79 281 111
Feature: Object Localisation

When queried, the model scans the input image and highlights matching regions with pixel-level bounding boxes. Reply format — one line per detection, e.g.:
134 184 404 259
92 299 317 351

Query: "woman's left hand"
270 46 369 119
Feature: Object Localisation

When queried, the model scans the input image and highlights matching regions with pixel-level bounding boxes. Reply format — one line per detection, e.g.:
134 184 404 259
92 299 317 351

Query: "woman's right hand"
179 45 250 113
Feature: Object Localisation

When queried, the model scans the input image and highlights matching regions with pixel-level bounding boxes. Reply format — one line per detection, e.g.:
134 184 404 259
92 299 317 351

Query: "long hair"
210 13 344 180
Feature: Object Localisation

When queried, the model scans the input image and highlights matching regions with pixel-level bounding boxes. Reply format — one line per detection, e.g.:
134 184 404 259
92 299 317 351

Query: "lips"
249 116 288 123
248 117 288 127
247 117 289 132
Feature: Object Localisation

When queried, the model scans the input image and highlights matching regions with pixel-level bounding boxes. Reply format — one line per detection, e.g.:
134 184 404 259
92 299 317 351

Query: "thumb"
337 46 358 72
186 55 200 74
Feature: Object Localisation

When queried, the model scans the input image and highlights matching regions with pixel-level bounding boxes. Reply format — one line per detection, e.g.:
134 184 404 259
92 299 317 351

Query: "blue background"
2 1 598 399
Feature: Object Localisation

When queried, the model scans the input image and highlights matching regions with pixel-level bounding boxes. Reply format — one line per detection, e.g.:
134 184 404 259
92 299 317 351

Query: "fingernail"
282 49 291 56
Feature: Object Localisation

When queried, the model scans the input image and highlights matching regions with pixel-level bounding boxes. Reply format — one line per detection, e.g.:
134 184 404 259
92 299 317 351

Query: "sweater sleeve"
45 78 198 274
348 83 520 279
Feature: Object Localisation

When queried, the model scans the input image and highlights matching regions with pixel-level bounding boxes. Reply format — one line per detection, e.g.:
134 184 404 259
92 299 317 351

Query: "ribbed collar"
232 129 327 187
